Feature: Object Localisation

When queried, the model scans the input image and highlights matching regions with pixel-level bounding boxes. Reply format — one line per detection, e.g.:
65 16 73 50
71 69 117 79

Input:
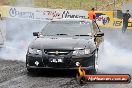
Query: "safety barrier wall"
0 6 132 29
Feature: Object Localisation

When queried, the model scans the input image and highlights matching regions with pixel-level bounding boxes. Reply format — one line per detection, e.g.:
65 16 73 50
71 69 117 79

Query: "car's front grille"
44 49 72 56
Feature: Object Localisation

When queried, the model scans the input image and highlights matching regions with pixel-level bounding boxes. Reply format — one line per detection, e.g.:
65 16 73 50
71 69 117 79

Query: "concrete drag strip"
0 59 132 88
0 60 26 84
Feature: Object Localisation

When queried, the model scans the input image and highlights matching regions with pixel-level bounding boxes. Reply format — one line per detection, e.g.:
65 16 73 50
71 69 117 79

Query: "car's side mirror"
95 32 104 37
33 32 39 36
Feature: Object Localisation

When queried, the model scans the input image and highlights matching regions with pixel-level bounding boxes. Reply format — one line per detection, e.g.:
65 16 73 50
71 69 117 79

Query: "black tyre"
27 68 34 73
85 53 97 74
78 76 87 85
88 69 97 74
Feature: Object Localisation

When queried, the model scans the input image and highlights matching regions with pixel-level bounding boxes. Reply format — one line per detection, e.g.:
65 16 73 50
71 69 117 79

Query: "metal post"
80 1 82 9
95 0 97 10
102 0 103 11
46 0 48 8
114 0 116 10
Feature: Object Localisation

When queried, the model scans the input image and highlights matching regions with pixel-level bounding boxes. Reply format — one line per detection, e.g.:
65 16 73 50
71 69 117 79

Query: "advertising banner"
0 6 131 29
95 11 113 27
8 6 88 20
113 18 132 29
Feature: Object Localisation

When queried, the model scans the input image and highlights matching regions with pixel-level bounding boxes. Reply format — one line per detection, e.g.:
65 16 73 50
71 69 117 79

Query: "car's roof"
51 18 92 23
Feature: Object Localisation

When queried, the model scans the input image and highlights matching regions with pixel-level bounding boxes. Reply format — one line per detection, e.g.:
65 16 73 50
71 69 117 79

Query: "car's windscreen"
41 21 93 36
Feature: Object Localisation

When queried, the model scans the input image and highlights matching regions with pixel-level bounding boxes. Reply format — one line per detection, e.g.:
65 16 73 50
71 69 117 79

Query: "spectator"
122 10 131 33
88 8 96 20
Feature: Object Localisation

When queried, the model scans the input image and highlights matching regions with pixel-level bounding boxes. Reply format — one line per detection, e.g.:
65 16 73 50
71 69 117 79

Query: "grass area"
0 0 131 11
0 0 16 5
33 0 132 11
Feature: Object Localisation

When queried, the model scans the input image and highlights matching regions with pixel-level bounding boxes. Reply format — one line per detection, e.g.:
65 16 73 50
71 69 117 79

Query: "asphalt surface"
0 20 132 88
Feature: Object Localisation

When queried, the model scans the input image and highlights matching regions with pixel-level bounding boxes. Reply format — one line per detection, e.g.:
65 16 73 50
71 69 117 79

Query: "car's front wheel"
88 69 97 74
27 68 34 73
85 53 97 74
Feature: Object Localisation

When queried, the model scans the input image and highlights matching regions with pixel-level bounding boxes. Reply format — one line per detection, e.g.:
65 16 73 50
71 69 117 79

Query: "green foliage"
7 0 16 5
0 0 16 5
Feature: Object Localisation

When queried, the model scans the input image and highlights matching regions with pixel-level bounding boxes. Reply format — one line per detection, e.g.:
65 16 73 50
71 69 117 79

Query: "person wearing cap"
88 8 98 33
122 10 131 33
88 8 96 20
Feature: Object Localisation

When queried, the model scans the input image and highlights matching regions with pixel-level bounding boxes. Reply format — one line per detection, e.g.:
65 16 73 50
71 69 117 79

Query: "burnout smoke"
98 29 132 74
0 18 47 61
0 18 132 74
